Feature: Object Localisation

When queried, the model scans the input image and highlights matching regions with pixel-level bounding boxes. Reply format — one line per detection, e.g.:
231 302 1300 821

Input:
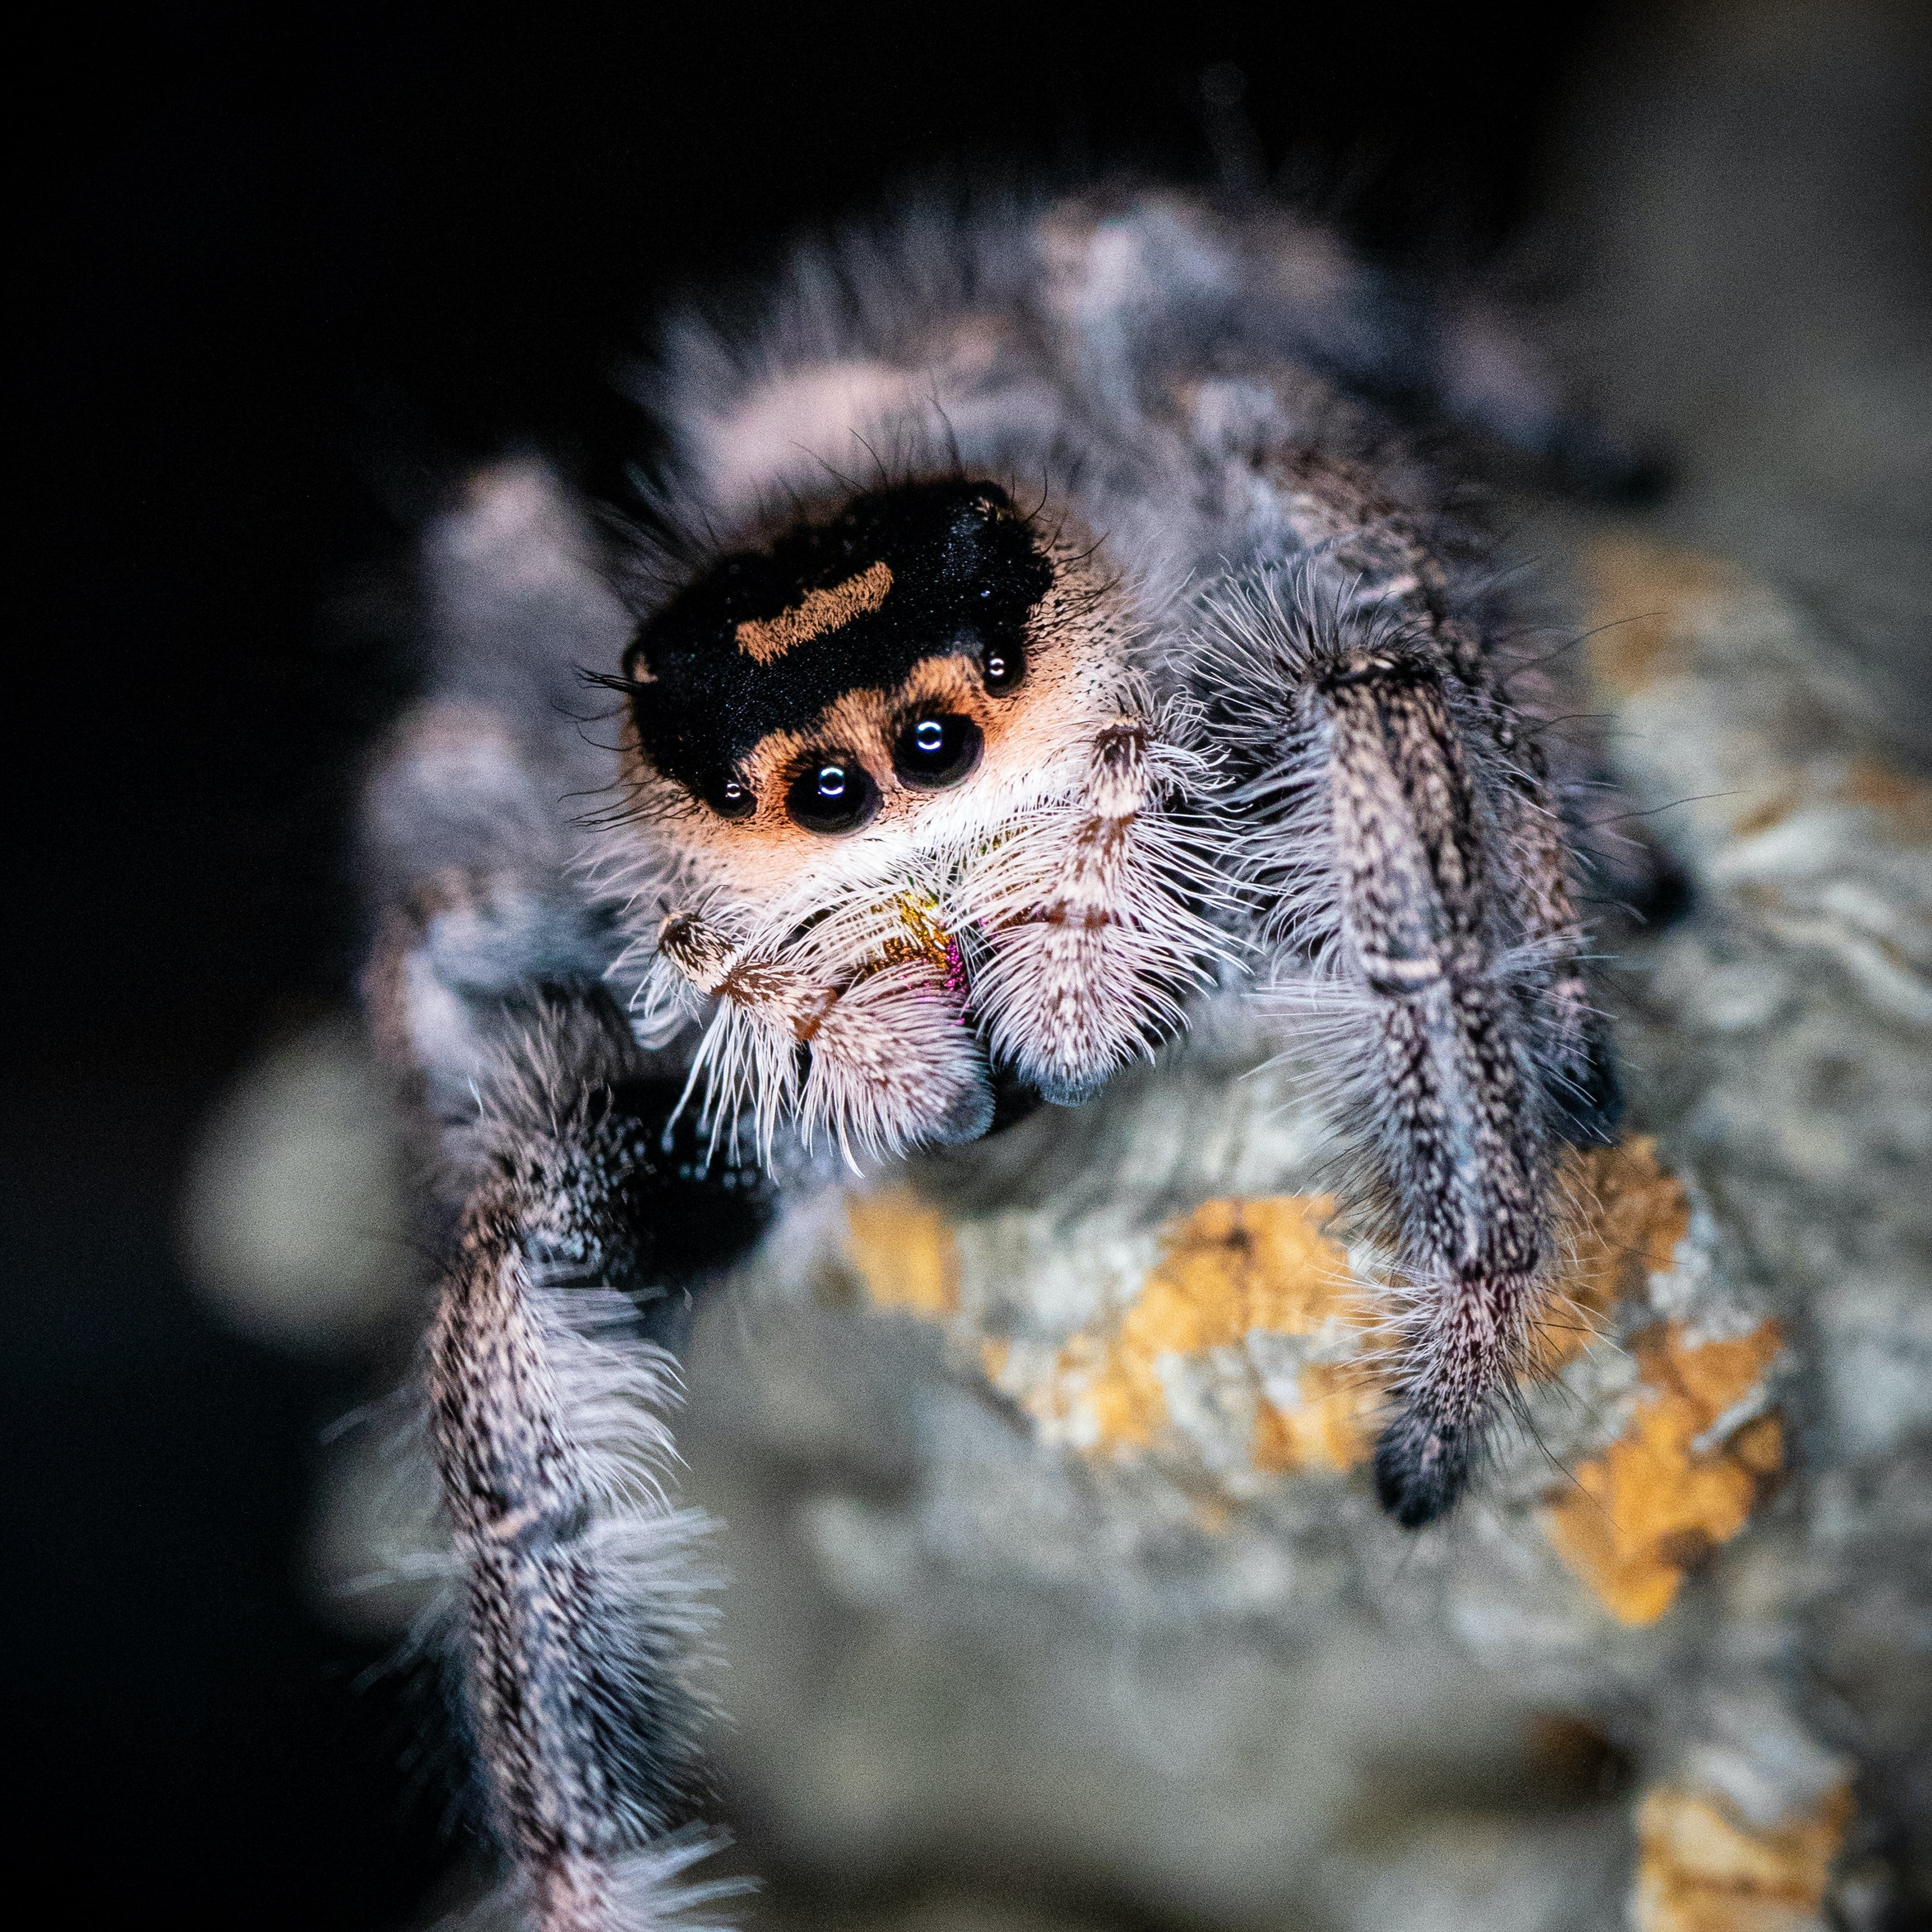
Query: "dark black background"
11 6 1615 1923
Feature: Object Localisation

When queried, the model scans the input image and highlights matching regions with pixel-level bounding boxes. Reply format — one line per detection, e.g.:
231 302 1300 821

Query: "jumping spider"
362 187 1630 1930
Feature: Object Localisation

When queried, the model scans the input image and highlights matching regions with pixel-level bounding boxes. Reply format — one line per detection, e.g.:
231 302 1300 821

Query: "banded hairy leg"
1487 721 1620 1145
1208 572 1580 1526
367 879 770 1931
1320 642 1556 1523
1431 597 1617 1149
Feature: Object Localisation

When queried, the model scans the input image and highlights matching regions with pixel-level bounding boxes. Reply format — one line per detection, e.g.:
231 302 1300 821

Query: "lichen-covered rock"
266 522 1929 1929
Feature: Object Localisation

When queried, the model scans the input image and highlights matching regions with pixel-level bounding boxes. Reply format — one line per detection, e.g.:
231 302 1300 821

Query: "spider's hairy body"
363 188 1622 1928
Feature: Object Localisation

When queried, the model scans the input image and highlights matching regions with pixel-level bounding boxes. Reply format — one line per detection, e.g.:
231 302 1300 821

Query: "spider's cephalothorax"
602 475 1220 1160
361 189 1628 1930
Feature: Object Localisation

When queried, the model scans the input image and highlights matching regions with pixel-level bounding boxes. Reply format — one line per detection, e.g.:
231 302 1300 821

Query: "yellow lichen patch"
1535 1138 1693 1374
1542 1319 1785 1625
1251 1360 1381 1474
1632 1779 1853 1932
847 1139 1718 1509
844 1187 959 1318
1729 790 1801 840
1133 1197 1354 1346
1726 759 1932 845
1036 1195 1380 1468
1580 536 1743 699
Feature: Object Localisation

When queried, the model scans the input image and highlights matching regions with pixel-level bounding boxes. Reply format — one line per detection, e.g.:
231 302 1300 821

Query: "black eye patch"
623 479 1052 804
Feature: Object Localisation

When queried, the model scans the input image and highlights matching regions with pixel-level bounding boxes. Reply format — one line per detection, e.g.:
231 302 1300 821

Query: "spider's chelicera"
362 190 1629 1931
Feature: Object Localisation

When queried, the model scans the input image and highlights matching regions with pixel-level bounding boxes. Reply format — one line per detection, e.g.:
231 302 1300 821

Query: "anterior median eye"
893 713 984 789
785 756 879 833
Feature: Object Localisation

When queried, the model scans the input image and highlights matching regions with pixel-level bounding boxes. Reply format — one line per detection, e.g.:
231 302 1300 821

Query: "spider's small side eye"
703 775 757 821
785 756 879 834
893 713 983 790
981 639 1026 694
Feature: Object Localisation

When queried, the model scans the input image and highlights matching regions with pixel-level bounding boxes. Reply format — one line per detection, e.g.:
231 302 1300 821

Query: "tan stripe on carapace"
734 560 894 665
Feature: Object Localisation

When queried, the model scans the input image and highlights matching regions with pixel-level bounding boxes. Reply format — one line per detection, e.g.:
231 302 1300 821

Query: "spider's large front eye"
893 713 983 790
785 755 879 834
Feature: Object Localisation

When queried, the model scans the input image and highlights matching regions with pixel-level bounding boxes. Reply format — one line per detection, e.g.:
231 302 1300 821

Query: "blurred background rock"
9 3 1928 1928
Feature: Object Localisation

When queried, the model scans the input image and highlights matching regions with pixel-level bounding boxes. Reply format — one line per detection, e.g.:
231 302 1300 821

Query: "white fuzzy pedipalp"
800 962 992 1161
955 701 1230 1100
648 877 987 1165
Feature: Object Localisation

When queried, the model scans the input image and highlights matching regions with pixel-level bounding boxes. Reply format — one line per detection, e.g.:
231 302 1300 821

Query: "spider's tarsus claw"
1373 1407 1474 1528
981 1068 1047 1137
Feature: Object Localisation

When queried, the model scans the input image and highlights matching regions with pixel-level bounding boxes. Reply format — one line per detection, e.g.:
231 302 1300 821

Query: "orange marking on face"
734 559 894 664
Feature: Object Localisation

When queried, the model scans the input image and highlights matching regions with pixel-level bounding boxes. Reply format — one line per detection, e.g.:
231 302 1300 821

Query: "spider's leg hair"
1205 572 1558 1528
1453 637 1623 1150
426 991 770 1932
458 1831 754 1932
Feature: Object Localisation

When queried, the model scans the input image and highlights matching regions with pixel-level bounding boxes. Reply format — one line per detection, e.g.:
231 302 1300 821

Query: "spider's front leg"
1323 653 1554 1523
1492 729 1622 1144
370 886 769 1930
1221 602 1602 1526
